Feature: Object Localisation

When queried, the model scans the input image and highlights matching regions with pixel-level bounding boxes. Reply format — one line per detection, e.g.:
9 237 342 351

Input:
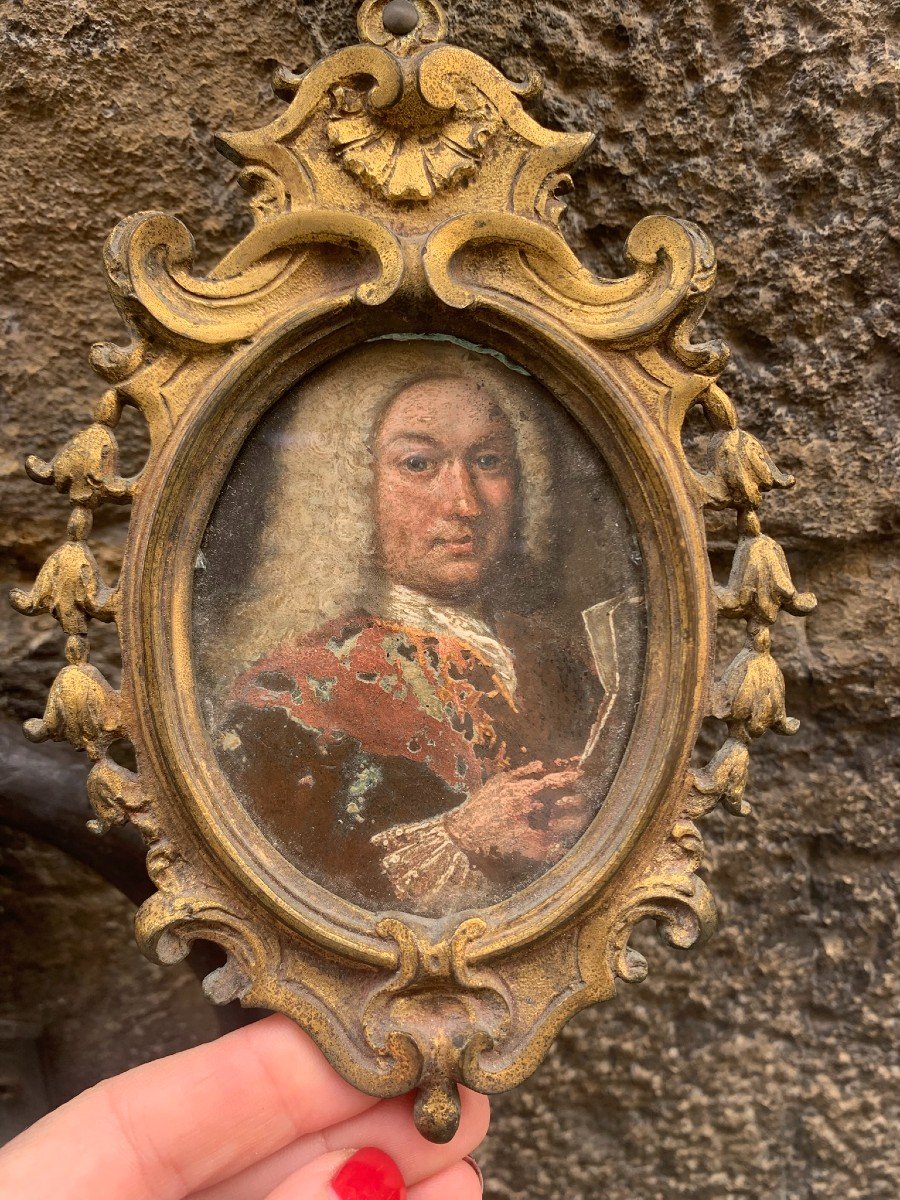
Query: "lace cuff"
372 811 477 906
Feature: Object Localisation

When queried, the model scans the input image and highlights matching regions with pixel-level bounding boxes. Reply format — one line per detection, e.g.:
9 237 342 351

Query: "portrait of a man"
193 339 645 915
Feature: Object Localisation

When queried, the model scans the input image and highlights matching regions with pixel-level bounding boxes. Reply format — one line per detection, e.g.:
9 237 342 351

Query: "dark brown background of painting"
1 1 897 1196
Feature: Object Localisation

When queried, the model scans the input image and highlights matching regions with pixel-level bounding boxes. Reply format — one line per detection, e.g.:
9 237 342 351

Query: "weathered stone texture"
1 0 897 1196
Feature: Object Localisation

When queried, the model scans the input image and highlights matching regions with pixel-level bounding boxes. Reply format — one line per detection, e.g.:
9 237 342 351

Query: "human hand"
0 1014 488 1200
446 758 589 865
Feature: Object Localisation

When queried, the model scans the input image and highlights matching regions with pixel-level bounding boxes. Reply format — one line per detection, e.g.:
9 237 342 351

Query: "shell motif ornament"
327 77 502 202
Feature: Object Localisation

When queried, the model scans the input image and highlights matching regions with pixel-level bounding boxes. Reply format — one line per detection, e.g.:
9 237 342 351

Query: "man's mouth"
434 533 476 553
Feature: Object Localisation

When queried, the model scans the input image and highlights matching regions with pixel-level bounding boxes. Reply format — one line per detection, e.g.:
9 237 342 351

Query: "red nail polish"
331 1147 406 1200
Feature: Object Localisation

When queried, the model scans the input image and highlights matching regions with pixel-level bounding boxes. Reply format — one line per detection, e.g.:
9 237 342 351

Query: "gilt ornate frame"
12 0 816 1141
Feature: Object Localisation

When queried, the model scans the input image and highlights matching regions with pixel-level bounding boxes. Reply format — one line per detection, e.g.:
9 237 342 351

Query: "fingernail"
331 1147 406 1200
464 1154 484 1190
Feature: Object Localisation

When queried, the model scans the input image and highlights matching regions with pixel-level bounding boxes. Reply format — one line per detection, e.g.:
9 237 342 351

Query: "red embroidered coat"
216 610 600 913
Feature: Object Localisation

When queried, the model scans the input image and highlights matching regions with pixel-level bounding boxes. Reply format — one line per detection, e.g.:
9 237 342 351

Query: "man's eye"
475 453 502 470
403 455 432 472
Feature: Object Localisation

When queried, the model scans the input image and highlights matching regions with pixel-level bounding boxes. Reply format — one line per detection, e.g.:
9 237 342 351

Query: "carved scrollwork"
424 212 729 370
610 815 717 985
103 209 405 347
217 29 590 228
12 0 814 1141
364 917 512 1141
134 843 285 1008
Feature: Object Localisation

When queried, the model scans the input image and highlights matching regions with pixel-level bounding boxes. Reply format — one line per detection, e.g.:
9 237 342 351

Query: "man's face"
373 377 518 604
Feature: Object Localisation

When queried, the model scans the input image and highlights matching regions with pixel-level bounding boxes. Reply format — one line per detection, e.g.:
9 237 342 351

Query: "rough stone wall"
1 1 897 1196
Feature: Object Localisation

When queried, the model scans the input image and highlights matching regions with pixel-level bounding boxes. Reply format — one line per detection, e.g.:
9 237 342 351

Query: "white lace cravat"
380 583 518 699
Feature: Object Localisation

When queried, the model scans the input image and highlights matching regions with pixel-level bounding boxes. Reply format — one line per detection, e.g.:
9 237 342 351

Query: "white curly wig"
211 337 556 673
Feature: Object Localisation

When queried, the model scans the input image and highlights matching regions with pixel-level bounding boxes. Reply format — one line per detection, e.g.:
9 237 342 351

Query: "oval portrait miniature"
193 338 646 915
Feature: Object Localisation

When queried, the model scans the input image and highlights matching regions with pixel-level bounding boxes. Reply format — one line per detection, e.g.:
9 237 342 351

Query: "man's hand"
445 759 590 865
0 1015 487 1200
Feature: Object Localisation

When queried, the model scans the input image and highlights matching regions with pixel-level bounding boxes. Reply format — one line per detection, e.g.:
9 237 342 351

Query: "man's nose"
443 458 481 517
